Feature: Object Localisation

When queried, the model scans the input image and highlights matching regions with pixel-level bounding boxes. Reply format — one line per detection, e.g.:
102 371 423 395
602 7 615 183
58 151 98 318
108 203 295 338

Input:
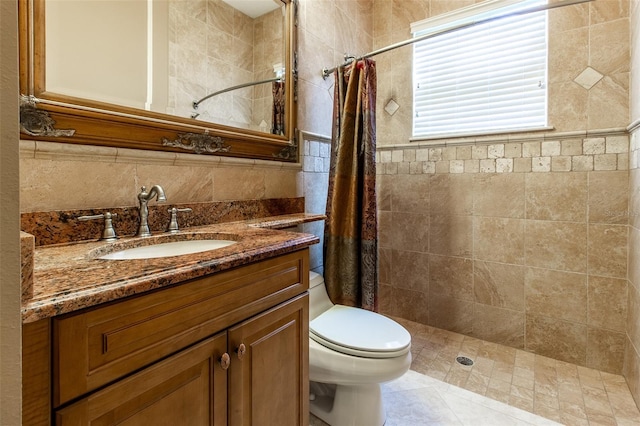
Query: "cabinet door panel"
54 249 309 406
55 332 228 426
228 293 309 426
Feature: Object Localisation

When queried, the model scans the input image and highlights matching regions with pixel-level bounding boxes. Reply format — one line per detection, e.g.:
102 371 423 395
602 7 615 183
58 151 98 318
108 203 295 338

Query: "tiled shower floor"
310 318 640 426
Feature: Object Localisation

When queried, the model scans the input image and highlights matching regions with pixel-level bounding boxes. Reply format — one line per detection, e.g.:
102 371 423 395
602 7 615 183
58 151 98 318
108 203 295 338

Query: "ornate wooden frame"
18 0 298 162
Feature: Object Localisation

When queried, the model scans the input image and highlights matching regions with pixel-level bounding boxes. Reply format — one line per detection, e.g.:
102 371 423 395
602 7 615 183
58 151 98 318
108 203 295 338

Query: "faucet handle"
78 212 118 242
167 208 192 234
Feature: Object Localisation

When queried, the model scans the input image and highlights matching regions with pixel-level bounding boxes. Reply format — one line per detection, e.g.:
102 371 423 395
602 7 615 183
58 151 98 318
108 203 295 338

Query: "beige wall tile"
588 276 627 332
378 283 396 318
429 254 473 302
572 155 594 171
377 174 392 211
514 158 532 173
20 159 137 211
378 210 393 248
473 304 525 349
390 249 429 292
379 247 392 284
473 173 525 218
429 214 473 257
551 156 572 172
590 0 629 24
548 82 588 132
525 267 587 324
136 164 215 204
393 287 429 324
264 169 301 199
587 328 625 374
474 217 525 265
623 342 640 409
390 211 429 252
627 282 640 356
589 171 629 224
588 224 628 278
548 1 589 32
588 73 630 130
391 174 429 213
473 145 488 159
474 261 525 311
212 167 265 200
590 18 630 75
526 314 587 366
525 221 587 273
629 169 640 229
561 139 584 156
522 142 541 158
548 27 588 85
525 172 587 221
429 174 473 215
505 143 522 158
629 227 640 288
429 293 474 335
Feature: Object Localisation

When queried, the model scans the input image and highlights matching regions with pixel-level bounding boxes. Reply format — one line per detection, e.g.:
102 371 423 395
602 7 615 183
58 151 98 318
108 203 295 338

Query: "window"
412 0 548 139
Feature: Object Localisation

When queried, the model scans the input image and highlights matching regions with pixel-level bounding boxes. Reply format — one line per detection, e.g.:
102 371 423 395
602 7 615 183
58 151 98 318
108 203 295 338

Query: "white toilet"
308 271 412 426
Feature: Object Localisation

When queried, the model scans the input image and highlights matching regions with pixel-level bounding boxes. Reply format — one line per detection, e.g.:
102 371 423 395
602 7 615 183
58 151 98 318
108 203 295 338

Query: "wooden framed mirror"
18 0 298 162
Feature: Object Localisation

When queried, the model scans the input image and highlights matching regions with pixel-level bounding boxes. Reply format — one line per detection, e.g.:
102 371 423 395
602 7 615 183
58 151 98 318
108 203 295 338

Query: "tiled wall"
252 8 285 131
299 131 332 274
624 0 640 409
373 0 630 146
626 129 640 403
377 132 629 374
295 0 374 273
168 0 283 131
19 141 301 213
296 0 374 138
370 0 631 376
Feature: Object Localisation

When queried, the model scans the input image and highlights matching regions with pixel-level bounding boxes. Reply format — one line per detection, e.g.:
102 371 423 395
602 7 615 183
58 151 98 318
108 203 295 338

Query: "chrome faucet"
137 185 167 237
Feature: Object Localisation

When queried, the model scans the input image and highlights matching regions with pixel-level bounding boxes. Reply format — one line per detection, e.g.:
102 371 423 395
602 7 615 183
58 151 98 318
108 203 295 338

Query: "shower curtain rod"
321 0 593 79
192 77 282 110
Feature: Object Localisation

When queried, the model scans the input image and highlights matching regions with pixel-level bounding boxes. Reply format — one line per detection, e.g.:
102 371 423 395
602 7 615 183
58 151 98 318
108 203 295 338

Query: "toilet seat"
309 305 411 358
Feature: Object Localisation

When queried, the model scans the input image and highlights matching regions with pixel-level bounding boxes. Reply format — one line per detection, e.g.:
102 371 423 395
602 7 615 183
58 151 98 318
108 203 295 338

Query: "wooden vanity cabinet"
23 249 310 426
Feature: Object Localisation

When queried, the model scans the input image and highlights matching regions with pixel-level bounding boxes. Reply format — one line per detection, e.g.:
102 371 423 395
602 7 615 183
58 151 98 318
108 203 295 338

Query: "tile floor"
310 318 640 426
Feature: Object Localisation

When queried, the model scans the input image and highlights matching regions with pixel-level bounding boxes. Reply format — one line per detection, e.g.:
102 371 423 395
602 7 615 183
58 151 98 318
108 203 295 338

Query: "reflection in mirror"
45 0 286 135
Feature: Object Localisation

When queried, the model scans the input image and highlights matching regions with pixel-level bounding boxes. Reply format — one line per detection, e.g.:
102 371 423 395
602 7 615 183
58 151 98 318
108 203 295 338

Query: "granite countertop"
22 213 324 323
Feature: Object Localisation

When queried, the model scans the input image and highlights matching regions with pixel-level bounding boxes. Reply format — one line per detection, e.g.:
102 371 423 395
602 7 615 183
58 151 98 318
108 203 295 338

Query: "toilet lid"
309 305 411 358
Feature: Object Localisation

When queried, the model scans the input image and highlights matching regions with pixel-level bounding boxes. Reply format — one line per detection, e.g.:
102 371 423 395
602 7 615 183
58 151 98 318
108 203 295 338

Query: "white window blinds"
412 0 548 138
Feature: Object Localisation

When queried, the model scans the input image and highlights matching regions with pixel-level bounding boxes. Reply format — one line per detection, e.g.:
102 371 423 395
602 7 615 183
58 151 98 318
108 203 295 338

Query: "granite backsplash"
21 197 305 246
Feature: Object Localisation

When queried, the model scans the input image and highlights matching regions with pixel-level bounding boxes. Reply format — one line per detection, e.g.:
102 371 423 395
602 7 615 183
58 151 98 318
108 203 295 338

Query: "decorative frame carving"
19 95 75 137
162 132 231 154
18 0 298 162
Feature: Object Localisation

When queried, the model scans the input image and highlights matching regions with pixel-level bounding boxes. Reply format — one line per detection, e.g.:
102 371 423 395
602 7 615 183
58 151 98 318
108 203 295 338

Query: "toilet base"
309 381 385 426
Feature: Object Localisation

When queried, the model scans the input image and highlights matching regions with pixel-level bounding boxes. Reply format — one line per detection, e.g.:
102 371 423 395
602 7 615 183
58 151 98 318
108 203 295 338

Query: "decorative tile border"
300 130 331 173
19 140 302 170
377 130 629 175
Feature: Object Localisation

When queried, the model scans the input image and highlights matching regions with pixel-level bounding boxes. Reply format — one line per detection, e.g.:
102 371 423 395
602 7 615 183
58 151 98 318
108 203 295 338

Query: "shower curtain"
324 58 378 312
271 81 285 135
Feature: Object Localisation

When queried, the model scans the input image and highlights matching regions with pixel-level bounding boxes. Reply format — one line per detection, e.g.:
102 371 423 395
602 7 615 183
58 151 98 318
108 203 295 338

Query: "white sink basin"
99 239 237 260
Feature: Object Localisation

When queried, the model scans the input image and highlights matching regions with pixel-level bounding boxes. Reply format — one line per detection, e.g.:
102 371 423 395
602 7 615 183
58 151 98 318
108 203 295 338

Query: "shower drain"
456 356 474 366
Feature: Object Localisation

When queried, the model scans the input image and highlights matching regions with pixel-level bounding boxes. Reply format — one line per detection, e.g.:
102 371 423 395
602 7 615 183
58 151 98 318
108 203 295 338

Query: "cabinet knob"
236 343 246 360
220 353 230 370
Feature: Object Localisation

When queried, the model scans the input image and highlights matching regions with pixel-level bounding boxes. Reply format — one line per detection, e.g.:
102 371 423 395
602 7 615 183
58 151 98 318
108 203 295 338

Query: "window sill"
410 126 554 146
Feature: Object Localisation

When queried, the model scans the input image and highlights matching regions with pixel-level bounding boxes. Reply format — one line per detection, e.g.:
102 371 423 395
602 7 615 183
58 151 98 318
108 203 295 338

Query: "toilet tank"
309 271 334 321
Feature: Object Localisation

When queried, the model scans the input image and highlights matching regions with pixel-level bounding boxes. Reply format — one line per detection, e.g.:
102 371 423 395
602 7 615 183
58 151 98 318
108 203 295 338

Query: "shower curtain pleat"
324 58 378 312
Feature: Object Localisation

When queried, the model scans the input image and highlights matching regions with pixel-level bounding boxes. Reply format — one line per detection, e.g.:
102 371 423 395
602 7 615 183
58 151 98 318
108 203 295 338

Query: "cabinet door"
55 332 228 426
228 293 309 426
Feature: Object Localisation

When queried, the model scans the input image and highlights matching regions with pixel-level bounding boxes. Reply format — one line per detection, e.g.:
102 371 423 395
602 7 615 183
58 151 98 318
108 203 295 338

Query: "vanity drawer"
53 249 309 407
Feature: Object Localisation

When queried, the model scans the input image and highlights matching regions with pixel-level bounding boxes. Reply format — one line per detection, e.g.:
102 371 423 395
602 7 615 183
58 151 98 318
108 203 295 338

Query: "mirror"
19 0 298 162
